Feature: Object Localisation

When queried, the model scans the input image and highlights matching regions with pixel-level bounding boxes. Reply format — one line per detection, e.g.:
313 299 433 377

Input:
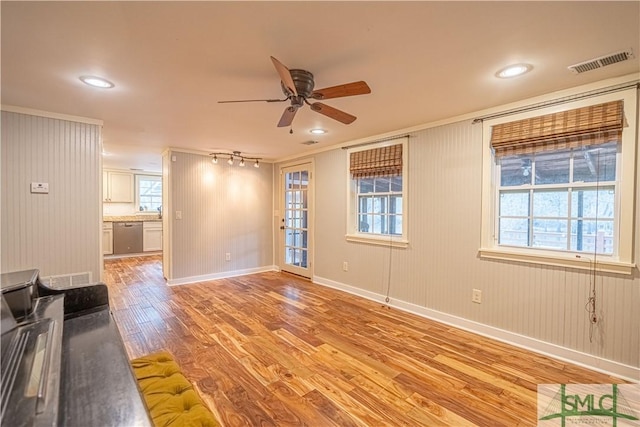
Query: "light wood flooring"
104 256 623 426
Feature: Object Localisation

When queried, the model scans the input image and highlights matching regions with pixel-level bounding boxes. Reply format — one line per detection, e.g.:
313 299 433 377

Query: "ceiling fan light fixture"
310 128 327 135
79 75 115 88
495 64 533 79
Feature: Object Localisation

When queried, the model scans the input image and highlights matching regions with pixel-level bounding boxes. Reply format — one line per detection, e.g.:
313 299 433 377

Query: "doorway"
280 162 313 278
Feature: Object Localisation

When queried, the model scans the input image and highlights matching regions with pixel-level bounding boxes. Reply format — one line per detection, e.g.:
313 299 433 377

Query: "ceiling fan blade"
270 56 298 97
311 81 371 100
277 106 298 127
218 98 287 103
310 102 357 124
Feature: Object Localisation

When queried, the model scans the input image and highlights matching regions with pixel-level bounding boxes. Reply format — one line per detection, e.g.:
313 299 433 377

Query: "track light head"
239 158 245 167
212 155 218 164
227 156 234 165
254 160 260 168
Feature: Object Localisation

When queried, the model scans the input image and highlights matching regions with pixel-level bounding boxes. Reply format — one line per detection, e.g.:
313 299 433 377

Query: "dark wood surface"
104 256 623 426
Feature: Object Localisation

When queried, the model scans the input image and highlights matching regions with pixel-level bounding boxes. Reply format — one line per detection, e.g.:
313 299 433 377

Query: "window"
480 89 637 275
346 137 408 247
498 142 617 254
136 174 162 213
357 176 403 235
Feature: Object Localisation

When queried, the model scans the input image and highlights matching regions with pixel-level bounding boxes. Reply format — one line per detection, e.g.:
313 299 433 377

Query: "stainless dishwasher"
113 222 143 254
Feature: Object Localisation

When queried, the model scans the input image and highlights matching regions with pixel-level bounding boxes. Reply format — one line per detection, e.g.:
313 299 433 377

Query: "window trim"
479 88 637 275
346 137 409 248
135 173 162 214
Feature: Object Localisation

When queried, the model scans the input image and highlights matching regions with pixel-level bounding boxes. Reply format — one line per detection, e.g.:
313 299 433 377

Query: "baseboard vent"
568 49 635 74
41 272 92 289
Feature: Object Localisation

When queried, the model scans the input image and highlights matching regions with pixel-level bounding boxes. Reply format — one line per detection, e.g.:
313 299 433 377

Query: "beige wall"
165 151 274 282
280 118 639 378
1 111 102 280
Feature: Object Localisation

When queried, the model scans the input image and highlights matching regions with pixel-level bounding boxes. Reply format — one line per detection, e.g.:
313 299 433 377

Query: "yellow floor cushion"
131 351 219 427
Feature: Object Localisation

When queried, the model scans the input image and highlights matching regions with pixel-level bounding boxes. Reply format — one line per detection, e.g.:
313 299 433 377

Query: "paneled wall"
166 151 274 281
1 111 102 280
303 119 639 376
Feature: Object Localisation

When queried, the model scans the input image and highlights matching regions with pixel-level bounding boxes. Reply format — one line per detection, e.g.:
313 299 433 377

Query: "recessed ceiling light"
79 75 115 88
310 128 327 135
495 64 533 79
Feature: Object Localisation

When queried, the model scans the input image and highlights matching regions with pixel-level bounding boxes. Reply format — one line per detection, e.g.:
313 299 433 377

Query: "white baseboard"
313 275 639 383
167 265 278 286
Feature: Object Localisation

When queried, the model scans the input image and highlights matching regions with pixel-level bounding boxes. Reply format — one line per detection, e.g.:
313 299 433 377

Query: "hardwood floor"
104 256 623 426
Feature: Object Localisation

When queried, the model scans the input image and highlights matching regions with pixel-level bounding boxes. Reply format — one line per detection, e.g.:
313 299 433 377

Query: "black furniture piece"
1 269 152 427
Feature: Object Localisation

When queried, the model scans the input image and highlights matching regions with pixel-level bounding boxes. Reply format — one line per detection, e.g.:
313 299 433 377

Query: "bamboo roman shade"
490 100 624 158
350 144 403 179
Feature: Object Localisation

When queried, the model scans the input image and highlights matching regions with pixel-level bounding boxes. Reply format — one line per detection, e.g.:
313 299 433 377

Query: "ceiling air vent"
568 49 635 74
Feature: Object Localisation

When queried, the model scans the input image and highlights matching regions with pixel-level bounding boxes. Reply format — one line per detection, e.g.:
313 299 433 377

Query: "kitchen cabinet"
103 222 113 255
143 221 162 252
103 171 134 203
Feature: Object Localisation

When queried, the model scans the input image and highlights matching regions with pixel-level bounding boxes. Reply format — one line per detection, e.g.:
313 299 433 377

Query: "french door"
280 163 313 278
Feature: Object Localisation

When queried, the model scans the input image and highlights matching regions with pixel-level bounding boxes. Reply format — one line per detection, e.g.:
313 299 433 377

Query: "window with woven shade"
490 100 624 158
346 138 408 247
349 143 403 179
479 89 637 275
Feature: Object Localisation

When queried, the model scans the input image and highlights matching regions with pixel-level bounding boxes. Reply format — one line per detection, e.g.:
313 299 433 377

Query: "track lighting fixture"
209 151 262 168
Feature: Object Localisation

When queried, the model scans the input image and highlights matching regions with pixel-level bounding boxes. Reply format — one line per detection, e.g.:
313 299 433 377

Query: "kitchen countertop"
104 215 162 222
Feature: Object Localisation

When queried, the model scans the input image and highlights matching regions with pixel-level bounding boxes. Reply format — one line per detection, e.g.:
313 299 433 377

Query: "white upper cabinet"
103 170 134 203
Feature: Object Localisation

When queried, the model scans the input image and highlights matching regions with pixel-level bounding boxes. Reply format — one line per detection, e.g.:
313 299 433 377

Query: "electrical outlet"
342 261 348 272
472 289 482 304
225 253 231 261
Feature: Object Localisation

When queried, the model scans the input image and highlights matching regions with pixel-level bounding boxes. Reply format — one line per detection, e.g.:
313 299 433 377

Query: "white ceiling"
2 2 639 172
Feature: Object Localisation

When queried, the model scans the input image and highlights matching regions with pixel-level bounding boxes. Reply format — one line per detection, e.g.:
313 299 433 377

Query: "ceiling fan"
219 56 371 128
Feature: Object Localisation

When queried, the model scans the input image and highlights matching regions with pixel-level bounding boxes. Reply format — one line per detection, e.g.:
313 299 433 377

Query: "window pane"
389 215 402 235
373 196 387 214
359 178 374 193
359 214 372 232
374 177 390 193
390 176 402 192
389 196 402 214
500 155 532 186
499 218 528 246
570 188 614 219
532 219 567 250
499 191 529 216
137 176 162 212
371 214 384 234
534 150 569 184
573 143 617 183
533 190 568 217
570 220 613 254
359 196 373 214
